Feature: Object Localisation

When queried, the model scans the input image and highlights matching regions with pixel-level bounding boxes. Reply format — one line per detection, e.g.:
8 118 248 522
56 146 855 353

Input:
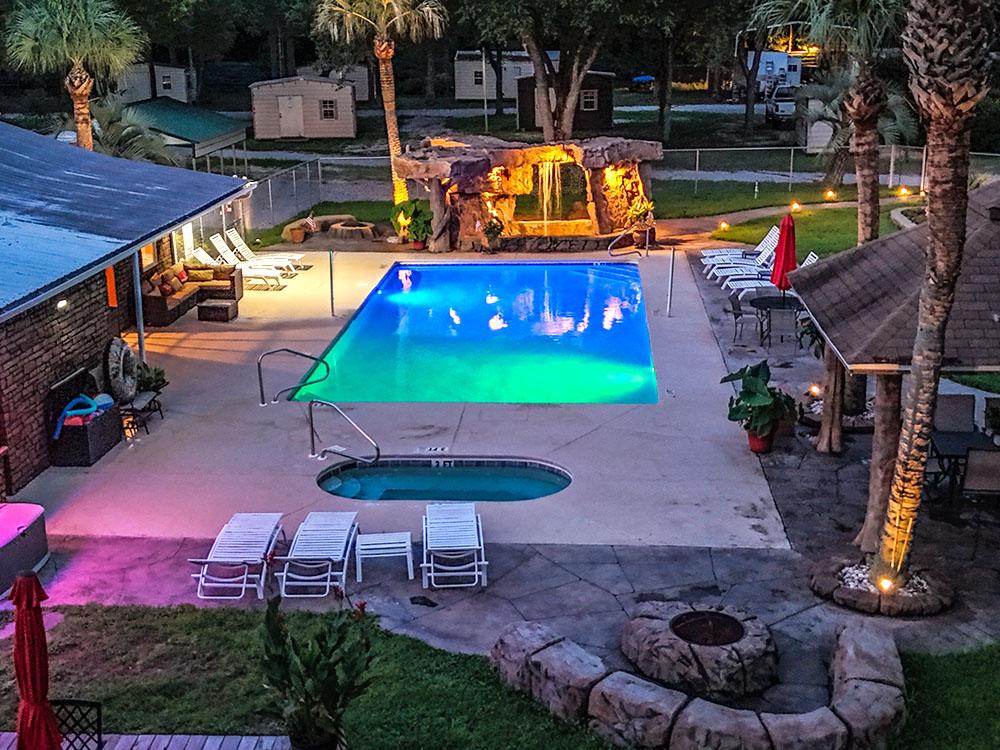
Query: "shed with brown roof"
790 181 1000 374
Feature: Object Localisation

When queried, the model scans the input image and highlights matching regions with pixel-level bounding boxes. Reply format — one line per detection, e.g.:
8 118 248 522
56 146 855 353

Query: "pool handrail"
256 348 331 405
607 225 651 258
309 399 380 465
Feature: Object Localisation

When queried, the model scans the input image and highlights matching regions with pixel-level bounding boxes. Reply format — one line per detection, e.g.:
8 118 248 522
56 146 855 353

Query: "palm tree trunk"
65 63 95 151
875 123 972 582
854 373 902 552
852 118 882 245
374 39 408 205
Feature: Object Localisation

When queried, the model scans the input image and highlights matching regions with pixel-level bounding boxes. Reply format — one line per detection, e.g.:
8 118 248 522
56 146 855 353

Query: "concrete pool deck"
12 248 788 549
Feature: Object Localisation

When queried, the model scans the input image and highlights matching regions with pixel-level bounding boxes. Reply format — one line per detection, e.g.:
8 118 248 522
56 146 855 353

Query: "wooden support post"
427 179 451 253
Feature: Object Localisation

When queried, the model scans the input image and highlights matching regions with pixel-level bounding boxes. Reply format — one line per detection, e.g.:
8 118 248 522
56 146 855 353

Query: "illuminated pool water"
292 261 657 404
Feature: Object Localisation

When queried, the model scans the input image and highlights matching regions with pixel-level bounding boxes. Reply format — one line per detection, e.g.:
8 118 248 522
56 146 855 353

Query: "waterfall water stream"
537 162 562 229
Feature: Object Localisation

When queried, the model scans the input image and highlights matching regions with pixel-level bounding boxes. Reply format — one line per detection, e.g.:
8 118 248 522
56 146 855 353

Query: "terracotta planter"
746 429 776 454
288 227 306 244
633 227 655 249
411 240 426 250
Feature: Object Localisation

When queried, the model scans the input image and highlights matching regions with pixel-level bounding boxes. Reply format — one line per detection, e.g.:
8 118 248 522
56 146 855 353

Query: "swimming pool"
292 261 657 404
317 457 572 501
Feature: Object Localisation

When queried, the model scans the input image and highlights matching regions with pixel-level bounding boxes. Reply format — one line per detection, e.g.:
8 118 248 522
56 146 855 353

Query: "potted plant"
627 197 655 249
262 598 377 750
390 199 431 246
482 216 505 253
408 204 432 250
136 361 168 393
721 360 796 454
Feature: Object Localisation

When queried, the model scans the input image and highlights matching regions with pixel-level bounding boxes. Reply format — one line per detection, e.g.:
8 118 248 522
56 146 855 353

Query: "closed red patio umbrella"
770 213 798 292
10 572 61 750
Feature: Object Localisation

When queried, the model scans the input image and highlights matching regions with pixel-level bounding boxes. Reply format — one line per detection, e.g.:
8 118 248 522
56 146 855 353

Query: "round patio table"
748 296 804 347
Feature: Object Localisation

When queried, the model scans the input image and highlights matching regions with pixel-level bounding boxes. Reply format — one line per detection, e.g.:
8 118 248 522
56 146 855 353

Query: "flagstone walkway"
0 734 286 749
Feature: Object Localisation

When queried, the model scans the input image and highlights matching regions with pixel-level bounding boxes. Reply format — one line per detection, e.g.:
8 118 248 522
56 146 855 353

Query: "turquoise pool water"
292 261 657 404
318 460 571 501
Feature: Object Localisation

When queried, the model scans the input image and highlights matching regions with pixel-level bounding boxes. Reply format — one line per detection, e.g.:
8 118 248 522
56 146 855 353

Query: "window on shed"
580 89 599 111
473 70 484 86
160 74 172 91
320 99 339 120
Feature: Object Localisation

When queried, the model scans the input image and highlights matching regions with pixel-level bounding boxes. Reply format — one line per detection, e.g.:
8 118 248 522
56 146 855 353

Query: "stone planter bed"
491 618 907 750
810 555 954 617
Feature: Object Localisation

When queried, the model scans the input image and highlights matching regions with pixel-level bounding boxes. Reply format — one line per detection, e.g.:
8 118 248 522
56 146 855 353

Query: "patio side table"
355 532 414 582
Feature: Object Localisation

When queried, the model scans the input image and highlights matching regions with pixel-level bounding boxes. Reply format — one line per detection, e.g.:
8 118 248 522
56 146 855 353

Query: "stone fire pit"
328 220 377 240
621 602 777 701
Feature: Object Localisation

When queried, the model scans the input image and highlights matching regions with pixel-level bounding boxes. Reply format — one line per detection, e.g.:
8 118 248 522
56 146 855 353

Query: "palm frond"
314 0 446 44
5 0 146 77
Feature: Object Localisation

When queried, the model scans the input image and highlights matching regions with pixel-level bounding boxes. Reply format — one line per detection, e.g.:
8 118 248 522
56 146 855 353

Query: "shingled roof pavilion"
790 181 1000 375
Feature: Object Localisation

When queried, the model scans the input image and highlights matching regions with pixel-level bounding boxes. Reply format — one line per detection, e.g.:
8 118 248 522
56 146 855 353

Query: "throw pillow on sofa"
176 268 188 283
159 282 174 297
168 276 184 292
145 283 162 297
187 269 215 282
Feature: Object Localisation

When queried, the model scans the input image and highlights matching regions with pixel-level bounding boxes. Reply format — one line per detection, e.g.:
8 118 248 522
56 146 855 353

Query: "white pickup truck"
765 86 799 126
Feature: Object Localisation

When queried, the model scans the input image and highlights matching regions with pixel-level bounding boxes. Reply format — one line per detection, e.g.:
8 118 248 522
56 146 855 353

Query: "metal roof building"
126 97 248 166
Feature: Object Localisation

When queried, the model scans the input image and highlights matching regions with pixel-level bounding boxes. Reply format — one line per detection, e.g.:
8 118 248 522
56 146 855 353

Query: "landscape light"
718 221 730 230
807 383 822 398
824 189 836 200
897 186 910 197
878 577 894 593
790 201 801 212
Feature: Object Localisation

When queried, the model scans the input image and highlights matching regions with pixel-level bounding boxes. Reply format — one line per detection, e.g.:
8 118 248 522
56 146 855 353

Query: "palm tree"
69 95 176 163
753 0 902 457
5 0 146 151
315 0 447 205
873 0 994 587
799 70 917 187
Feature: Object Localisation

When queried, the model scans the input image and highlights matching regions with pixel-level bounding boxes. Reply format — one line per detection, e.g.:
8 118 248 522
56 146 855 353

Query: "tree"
315 0 447 204
453 0 520 116
117 0 193 100
873 0 994 587
86 95 176 163
519 0 620 141
5 0 146 150
799 69 917 187
736 25 768 129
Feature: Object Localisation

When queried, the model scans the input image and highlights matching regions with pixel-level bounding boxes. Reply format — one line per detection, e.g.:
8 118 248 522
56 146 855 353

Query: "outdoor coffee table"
197 298 239 322
749 295 804 347
355 532 414 582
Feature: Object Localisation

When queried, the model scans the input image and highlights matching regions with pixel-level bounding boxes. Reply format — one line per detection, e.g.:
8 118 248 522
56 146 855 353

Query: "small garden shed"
516 72 615 132
250 76 356 140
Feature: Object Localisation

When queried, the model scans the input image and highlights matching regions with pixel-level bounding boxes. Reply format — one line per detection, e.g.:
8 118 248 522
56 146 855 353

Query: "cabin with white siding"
295 64 373 102
453 50 558 101
118 63 191 104
250 76 356 140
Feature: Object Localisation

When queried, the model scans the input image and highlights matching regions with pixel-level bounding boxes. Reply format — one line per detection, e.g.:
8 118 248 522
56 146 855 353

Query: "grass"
710 205 899 258
247 200 393 247
893 646 1000 749
0 605 604 749
245 116 392 154
947 373 1000 394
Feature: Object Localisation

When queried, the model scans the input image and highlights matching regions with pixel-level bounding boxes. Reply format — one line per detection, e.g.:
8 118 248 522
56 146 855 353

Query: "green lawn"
0 605 605 749
247 200 394 247
894 646 1000 750
710 205 899 258
948 373 1000 394
245 115 391 154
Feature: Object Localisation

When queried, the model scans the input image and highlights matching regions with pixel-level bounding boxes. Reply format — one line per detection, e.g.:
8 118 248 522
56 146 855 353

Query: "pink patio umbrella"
770 213 798 295
10 572 61 750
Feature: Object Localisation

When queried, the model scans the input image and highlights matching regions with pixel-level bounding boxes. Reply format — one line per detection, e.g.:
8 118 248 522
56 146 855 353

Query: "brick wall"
0 259 136 494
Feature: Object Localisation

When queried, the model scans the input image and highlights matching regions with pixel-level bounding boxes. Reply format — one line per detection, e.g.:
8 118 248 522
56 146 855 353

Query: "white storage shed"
250 76 356 139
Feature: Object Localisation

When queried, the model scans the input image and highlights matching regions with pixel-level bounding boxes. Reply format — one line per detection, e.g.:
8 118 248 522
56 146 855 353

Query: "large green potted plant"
390 199 431 249
721 360 796 454
262 598 377 750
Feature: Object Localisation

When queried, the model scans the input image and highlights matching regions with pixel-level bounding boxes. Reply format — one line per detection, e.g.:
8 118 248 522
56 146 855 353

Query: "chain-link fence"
239 145 1000 232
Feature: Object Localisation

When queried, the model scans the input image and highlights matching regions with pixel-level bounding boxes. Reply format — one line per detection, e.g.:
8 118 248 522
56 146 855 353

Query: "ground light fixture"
897 185 911 197
790 201 802 212
878 577 894 593
806 383 823 398
824 189 837 200
718 221 730 230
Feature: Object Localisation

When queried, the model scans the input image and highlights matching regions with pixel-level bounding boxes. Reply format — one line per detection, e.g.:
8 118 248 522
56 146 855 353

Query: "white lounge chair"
189 512 284 600
421 504 488 589
724 253 819 298
707 246 777 281
274 511 358 598
226 227 304 267
202 240 283 289
191 246 219 266
701 226 781 268
210 233 295 276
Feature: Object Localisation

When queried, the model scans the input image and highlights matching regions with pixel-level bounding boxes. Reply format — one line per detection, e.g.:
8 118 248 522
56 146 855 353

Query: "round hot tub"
318 456 571 502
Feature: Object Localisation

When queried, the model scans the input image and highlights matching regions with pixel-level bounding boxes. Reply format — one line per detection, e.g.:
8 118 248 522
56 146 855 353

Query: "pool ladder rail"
256 348 380 465
608 225 653 258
